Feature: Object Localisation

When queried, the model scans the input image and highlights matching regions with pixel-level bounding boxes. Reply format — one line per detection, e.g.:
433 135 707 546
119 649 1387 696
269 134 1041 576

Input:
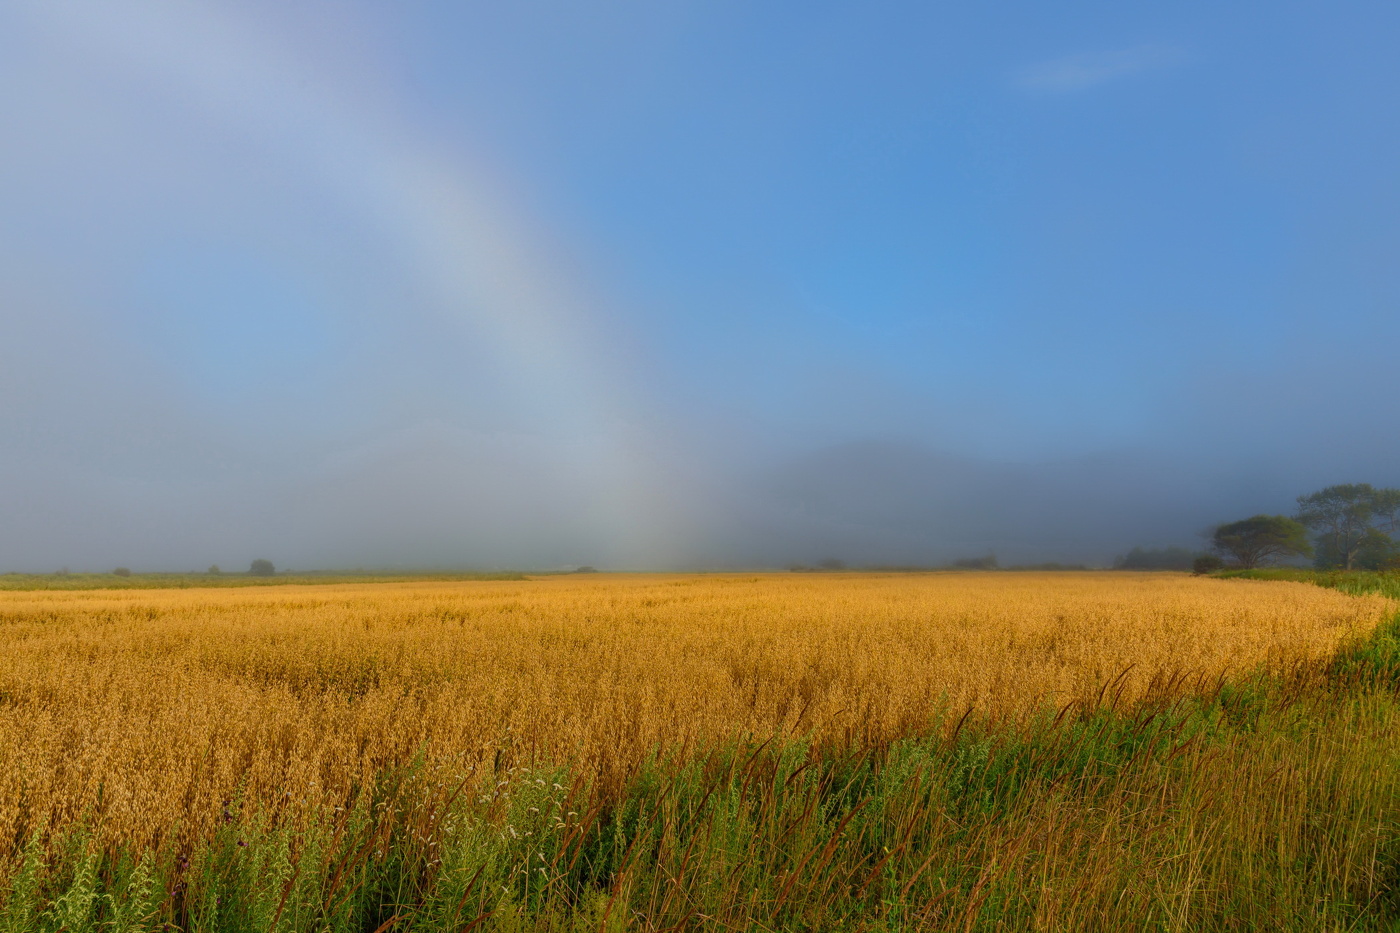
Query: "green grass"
1220 567 1400 600
4 573 1400 930
0 572 528 591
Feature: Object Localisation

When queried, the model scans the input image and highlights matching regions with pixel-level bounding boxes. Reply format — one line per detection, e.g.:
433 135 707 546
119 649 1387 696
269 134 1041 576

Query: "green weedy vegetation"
3 573 1400 930
1223 567 1400 600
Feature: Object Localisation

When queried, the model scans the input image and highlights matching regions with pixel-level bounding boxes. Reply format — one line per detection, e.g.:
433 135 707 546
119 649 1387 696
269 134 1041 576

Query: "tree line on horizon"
47 485 1400 580
1187 483 1400 573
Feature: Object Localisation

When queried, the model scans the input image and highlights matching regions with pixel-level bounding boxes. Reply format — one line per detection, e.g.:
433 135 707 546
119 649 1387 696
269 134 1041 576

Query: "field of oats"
2 572 1399 932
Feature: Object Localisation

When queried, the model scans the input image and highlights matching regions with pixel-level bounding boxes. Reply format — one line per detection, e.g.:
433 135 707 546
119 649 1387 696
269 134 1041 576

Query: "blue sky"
1 0 1398 569
393 0 1400 456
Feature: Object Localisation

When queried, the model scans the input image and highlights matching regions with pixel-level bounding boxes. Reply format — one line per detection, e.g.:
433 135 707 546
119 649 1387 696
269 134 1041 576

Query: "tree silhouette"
1211 515 1311 569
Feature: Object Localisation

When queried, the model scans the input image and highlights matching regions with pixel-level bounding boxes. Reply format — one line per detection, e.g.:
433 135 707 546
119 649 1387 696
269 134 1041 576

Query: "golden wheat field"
0 572 1388 858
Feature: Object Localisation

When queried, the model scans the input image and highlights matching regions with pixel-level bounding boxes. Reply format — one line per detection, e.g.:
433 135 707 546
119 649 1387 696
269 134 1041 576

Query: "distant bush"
951 554 998 570
1193 554 1226 575
207 565 221 575
1006 563 1090 572
112 567 132 577
1114 547 1196 571
574 566 598 574
248 559 275 577
816 558 846 571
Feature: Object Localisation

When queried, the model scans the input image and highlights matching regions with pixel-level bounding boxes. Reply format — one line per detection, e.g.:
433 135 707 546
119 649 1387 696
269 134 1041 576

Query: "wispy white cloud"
1016 44 1183 94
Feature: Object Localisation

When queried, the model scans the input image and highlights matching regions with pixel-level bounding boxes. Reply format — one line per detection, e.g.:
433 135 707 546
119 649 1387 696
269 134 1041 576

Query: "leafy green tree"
1211 515 1312 569
1313 527 1400 571
1372 487 1400 535
1356 528 1400 570
1296 484 1400 570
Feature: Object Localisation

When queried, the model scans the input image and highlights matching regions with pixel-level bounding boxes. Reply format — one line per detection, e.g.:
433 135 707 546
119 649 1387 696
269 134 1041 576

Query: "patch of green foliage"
1218 567 1400 600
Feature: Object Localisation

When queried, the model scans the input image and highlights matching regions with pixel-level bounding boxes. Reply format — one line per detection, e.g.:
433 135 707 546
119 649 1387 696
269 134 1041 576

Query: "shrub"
1115 547 1195 571
1193 555 1225 575
112 568 132 577
248 559 275 577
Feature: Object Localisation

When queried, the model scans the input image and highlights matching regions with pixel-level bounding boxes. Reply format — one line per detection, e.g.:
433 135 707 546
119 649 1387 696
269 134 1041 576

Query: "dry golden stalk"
0 573 1387 856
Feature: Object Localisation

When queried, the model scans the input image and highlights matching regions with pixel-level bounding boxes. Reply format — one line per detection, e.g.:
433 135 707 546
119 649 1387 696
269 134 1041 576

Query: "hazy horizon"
3 1 1399 573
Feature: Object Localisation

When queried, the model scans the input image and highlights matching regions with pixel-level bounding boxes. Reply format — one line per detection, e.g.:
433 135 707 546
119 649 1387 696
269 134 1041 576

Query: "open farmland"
0 572 1384 847
1 573 1398 931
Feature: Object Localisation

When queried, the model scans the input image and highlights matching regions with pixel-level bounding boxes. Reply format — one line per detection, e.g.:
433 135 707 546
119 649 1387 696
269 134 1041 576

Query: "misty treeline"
1114 484 1400 573
1113 547 1196 572
1209 483 1400 571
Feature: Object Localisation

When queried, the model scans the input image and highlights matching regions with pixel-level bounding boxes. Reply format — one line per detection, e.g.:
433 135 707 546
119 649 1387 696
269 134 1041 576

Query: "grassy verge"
3 576 1399 931
1220 567 1400 599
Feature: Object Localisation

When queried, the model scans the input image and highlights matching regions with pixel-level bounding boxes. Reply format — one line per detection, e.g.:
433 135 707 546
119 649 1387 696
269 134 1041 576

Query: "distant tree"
112 567 132 577
1375 488 1400 531
574 566 598 574
1211 515 1312 569
1114 547 1195 571
1314 527 1400 571
1296 484 1400 570
816 558 846 571
1356 530 1400 570
1192 554 1225 575
249 559 275 576
951 554 998 570
207 565 221 575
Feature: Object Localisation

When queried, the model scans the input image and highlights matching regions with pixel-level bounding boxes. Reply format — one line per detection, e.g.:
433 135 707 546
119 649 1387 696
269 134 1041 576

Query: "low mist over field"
3 1 1399 571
